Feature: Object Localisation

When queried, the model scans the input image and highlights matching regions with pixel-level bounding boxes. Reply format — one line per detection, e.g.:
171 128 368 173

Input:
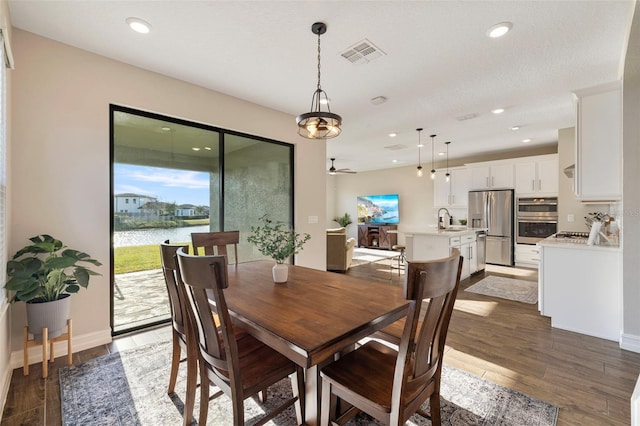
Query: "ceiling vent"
341 39 386 65
370 96 388 105
456 113 479 121
384 144 407 151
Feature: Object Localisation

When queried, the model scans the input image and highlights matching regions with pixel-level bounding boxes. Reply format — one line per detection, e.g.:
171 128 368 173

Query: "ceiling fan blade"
336 169 357 174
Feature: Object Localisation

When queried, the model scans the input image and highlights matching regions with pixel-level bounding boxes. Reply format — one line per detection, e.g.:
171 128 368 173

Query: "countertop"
405 227 485 237
537 234 621 252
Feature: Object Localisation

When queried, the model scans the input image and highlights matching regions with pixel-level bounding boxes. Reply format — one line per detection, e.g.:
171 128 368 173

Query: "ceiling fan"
328 158 357 175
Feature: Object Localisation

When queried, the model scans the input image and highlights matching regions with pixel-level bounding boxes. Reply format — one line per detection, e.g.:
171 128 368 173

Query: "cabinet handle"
538 179 542 191
468 246 472 259
451 195 455 205
532 180 535 191
486 177 489 187
492 176 495 187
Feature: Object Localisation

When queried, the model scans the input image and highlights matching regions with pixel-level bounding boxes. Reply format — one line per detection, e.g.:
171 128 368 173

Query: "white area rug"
352 247 400 263
465 275 538 304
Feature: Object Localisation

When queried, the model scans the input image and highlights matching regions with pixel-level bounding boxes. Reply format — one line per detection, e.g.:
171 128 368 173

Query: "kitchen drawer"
515 244 540 264
462 234 476 244
449 237 461 246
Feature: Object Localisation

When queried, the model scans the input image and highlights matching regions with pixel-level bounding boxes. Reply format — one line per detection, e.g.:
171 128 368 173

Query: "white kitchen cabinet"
434 167 469 208
405 230 478 281
469 163 514 190
514 154 559 196
449 233 477 280
572 81 622 201
538 241 621 341
515 243 539 268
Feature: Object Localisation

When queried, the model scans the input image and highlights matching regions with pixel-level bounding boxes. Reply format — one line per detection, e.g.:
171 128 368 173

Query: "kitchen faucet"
438 207 451 229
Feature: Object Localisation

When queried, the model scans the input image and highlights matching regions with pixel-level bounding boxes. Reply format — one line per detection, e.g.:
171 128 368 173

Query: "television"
357 193 400 225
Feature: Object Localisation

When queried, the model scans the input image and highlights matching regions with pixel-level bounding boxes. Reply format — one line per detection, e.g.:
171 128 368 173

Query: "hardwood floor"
1 260 639 425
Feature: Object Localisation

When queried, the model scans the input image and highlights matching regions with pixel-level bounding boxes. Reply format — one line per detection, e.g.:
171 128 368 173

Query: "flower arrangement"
247 215 311 264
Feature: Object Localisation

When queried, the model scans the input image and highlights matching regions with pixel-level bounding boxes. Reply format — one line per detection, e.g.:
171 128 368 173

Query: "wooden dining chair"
319 249 463 426
191 230 240 266
175 248 305 426
159 241 198 426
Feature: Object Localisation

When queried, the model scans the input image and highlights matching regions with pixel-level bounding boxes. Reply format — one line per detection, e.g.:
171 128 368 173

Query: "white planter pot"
272 263 288 283
26 294 71 341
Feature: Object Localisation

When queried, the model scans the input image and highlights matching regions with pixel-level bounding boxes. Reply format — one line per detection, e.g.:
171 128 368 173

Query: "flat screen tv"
357 193 399 224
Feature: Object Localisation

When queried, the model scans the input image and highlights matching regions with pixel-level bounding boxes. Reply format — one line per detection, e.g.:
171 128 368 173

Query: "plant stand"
23 319 72 378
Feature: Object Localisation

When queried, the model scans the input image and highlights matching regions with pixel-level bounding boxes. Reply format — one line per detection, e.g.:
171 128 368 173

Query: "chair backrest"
191 231 240 266
393 248 463 420
159 240 190 337
176 248 240 393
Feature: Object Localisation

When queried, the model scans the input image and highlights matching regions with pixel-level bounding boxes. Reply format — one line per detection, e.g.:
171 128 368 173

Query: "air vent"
456 113 478 121
341 39 386 65
384 144 407 151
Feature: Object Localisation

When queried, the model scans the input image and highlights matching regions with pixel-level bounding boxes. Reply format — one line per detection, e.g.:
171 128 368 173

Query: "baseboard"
0 302 12 419
621 333 640 353
10 328 112 370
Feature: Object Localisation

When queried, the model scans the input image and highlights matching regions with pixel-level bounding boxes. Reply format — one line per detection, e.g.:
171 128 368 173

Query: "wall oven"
516 197 558 244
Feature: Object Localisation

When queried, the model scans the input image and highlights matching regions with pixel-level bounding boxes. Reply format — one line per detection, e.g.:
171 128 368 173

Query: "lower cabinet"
357 224 397 249
449 234 477 280
515 244 539 268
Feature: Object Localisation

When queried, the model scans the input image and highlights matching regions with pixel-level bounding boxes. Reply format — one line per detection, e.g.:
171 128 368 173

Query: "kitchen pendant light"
445 141 451 182
430 134 437 179
296 22 342 140
416 128 424 177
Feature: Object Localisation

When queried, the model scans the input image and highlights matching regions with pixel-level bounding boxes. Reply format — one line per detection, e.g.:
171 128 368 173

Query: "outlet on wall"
568 214 575 222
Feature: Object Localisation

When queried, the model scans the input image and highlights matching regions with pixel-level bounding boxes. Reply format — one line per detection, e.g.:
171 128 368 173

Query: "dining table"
221 260 410 426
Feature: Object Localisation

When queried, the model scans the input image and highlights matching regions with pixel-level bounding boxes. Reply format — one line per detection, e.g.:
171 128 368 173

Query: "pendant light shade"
416 128 424 177
296 22 342 139
430 134 437 179
445 141 451 182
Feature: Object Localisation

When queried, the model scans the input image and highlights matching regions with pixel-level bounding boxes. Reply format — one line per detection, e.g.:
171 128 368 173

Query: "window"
110 105 294 334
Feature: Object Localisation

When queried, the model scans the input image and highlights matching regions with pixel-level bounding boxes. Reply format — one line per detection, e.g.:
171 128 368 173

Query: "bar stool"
390 244 406 276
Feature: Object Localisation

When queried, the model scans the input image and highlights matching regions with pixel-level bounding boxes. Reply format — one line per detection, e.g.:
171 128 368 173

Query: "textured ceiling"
8 0 634 172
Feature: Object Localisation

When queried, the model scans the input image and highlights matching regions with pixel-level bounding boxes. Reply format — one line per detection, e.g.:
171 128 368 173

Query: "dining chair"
159 241 197 426
176 248 305 426
319 249 463 426
191 230 240 266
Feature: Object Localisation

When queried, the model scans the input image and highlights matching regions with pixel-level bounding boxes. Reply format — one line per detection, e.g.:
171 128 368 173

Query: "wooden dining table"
221 260 410 426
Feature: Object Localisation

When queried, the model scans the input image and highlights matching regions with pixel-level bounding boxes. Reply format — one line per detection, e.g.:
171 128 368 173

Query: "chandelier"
296 22 342 139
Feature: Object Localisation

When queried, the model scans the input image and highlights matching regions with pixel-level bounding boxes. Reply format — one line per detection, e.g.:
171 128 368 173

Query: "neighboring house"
138 201 173 217
114 193 157 214
175 204 196 217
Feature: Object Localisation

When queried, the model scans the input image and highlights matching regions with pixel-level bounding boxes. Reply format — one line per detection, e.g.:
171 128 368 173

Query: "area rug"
60 340 557 425
465 275 538 304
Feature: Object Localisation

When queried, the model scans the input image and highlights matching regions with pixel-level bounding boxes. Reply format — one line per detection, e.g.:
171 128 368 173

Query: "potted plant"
5 234 102 340
333 212 353 229
247 215 311 283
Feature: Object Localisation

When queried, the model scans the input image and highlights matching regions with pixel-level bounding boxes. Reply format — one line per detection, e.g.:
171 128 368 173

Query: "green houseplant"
5 234 102 339
333 212 353 229
247 215 311 283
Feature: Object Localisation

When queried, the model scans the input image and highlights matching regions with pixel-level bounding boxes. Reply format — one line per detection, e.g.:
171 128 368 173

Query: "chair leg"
168 331 181 394
320 378 332 426
291 367 305 424
429 393 441 426
42 328 48 379
23 327 29 376
182 352 197 426
198 366 210 426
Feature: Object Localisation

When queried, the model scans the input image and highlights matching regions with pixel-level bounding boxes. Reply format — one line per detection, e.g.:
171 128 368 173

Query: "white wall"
8 29 327 358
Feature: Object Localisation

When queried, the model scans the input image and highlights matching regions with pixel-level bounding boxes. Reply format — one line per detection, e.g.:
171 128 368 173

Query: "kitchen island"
405 227 485 280
538 234 622 342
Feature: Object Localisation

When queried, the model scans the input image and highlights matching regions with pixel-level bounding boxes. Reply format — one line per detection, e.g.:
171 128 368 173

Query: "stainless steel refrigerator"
468 189 514 266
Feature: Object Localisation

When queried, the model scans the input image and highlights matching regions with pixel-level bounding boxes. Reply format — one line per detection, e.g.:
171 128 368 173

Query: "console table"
357 224 397 249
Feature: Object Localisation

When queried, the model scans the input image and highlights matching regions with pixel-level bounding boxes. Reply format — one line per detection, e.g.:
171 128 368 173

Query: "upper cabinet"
434 167 469 207
469 162 514 190
572 81 622 201
514 154 559 196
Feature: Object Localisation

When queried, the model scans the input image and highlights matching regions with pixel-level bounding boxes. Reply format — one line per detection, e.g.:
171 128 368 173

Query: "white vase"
272 263 288 283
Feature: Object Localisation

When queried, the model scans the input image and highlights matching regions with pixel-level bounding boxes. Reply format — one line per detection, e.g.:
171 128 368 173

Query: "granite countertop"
537 234 621 251
405 227 484 237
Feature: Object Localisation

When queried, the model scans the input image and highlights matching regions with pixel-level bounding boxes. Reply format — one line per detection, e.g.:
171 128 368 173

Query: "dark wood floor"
1 260 639 425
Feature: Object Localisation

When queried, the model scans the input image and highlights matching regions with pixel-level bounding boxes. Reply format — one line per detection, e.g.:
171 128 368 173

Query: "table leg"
303 365 321 426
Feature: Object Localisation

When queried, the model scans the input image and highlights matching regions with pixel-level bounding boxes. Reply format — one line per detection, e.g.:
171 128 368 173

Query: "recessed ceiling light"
487 22 513 38
204 146 212 151
491 108 505 114
192 147 201 151
126 17 151 34
161 126 171 131
522 138 532 143
510 126 520 131
389 133 397 138
438 152 445 156
392 159 398 163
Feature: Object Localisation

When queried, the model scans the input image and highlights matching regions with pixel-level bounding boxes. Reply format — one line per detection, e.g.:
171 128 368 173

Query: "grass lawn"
114 243 194 274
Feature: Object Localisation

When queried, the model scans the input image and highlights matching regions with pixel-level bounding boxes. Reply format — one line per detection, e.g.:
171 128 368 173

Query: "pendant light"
296 22 342 139
416 128 424 177
445 141 451 182
430 134 437 179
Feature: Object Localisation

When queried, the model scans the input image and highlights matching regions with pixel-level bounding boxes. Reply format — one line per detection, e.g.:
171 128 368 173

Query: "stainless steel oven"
516 197 558 244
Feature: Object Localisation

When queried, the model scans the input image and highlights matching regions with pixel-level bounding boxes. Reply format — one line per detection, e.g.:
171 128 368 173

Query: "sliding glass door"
111 106 293 334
